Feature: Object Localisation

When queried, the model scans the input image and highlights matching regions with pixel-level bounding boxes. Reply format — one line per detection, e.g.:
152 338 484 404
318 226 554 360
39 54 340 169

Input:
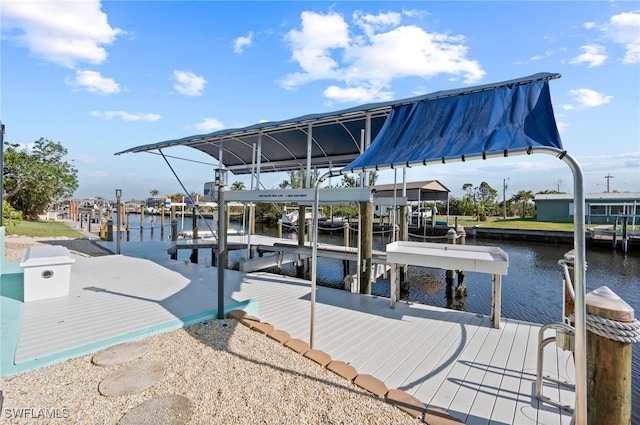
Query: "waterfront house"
534 192 640 224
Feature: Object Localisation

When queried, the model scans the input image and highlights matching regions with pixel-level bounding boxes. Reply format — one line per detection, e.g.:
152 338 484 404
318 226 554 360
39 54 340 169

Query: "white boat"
280 210 313 226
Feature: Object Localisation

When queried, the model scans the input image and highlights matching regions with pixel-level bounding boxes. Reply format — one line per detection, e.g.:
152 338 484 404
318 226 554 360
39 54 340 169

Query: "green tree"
167 193 186 203
476 182 498 205
338 171 378 188
340 174 359 188
2 200 22 225
511 190 535 218
149 189 160 197
460 182 498 220
3 138 78 219
537 189 563 195
231 181 245 190
279 169 319 189
367 171 378 186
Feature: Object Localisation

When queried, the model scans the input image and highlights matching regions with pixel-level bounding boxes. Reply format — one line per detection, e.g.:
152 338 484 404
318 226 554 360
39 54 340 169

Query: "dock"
1 238 575 424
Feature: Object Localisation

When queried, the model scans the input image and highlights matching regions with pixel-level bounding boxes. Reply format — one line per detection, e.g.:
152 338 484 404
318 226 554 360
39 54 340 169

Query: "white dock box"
20 246 75 302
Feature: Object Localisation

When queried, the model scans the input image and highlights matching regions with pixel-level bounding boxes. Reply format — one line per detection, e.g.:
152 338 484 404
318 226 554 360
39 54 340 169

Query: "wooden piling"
398 205 409 299
360 201 373 295
106 220 113 241
296 205 305 278
621 216 628 253
456 227 467 298
585 286 634 425
190 207 199 263
343 222 350 285
445 228 457 299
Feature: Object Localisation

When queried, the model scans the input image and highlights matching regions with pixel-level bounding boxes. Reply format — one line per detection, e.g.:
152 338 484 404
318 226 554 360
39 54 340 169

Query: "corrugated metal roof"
372 180 450 202
535 192 640 201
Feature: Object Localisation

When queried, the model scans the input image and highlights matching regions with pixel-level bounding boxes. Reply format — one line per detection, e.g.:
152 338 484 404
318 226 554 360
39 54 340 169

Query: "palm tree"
511 190 534 218
149 189 159 197
231 181 245 190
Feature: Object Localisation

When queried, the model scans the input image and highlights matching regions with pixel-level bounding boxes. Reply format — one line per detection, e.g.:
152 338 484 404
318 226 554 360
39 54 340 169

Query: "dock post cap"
585 286 634 323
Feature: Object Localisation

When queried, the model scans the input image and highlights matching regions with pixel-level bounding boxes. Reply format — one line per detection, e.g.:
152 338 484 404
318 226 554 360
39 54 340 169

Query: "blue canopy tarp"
344 73 562 171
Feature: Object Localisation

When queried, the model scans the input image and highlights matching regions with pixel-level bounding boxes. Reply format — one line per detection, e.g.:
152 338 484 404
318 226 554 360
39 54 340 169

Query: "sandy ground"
4 236 113 263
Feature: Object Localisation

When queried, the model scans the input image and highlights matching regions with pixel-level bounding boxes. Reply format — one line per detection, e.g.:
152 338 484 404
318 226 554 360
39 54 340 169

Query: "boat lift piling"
445 228 457 300
455 227 468 299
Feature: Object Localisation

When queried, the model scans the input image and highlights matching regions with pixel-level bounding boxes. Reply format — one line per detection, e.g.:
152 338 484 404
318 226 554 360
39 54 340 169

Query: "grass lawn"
436 216 609 231
4 221 87 238
452 217 577 231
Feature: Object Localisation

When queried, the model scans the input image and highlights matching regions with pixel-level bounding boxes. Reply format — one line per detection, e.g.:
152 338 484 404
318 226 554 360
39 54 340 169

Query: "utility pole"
604 174 613 192
502 178 509 219
554 179 563 192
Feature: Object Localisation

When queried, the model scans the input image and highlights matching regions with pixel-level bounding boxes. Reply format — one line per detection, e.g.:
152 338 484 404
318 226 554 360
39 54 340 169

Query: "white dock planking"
4 239 575 424
229 271 575 424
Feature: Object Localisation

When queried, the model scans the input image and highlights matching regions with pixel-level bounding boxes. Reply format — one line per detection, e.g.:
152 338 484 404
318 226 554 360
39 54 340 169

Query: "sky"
1 0 639 202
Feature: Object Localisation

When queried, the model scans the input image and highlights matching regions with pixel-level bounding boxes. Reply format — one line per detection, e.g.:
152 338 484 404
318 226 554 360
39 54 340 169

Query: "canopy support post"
561 152 586 425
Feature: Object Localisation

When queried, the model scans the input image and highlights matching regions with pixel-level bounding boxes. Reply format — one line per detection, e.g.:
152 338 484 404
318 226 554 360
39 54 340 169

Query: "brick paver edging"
226 309 465 424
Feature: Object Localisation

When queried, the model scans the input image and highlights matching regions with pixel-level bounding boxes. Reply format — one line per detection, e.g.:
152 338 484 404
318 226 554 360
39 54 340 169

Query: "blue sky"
2 1 639 201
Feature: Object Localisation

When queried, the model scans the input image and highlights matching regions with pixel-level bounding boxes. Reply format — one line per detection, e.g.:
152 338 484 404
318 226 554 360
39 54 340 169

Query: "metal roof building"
535 192 640 223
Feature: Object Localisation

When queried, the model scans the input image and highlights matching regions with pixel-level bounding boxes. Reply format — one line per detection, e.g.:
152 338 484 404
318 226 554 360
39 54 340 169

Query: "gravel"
3 236 112 263
1 320 420 424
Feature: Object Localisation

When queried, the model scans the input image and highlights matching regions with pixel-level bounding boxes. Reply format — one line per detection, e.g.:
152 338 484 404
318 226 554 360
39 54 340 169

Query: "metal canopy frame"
114 73 561 179
310 146 587 424
115 108 393 175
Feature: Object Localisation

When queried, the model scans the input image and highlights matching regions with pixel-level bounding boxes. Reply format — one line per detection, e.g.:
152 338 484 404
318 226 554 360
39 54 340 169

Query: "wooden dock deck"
1 240 575 424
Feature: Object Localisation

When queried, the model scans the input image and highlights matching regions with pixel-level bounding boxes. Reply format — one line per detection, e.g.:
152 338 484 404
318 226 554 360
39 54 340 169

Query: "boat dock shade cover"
344 75 562 171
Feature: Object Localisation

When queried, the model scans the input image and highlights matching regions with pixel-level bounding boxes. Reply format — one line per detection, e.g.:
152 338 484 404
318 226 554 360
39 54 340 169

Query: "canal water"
119 215 640 421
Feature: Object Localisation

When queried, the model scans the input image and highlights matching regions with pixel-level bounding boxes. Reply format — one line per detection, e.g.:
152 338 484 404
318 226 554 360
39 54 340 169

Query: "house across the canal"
535 192 640 224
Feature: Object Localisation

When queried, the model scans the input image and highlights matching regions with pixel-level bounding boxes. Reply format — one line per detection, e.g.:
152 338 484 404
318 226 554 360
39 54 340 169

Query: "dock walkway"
1 239 575 424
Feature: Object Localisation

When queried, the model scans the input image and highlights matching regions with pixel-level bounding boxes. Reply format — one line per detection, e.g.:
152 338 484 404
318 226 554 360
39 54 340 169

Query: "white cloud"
570 45 608 67
604 11 640 64
352 10 402 37
323 85 394 103
172 70 207 96
556 121 569 134
66 69 120 94
85 170 108 178
2 0 123 68
401 9 429 19
194 118 225 132
280 10 485 103
281 11 350 89
233 31 253 54
90 110 161 121
578 152 640 180
567 88 612 108
529 50 554 62
73 154 99 164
